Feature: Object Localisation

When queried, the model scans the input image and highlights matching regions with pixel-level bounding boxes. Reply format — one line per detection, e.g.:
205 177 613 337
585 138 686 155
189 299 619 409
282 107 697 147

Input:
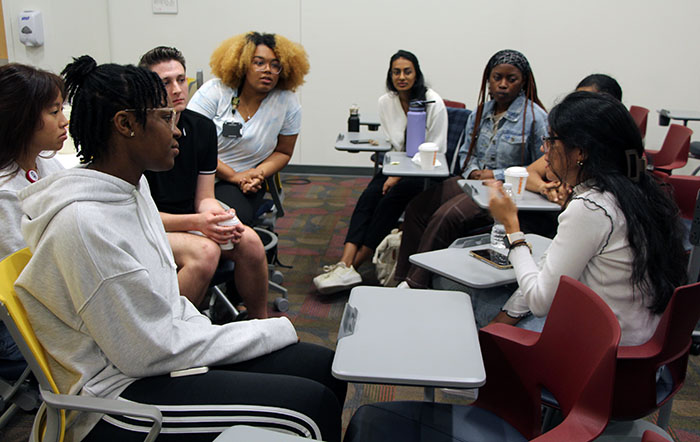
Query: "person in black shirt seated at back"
139 46 268 317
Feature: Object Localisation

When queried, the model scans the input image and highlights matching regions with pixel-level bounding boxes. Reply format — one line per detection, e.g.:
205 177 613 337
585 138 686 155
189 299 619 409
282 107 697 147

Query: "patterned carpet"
2 173 699 441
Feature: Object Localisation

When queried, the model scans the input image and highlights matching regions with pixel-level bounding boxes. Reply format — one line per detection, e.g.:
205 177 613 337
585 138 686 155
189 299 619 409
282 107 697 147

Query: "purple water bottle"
405 100 427 157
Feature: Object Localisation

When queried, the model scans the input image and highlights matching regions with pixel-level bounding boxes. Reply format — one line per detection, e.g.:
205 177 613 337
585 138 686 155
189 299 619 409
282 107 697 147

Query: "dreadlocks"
62 55 168 164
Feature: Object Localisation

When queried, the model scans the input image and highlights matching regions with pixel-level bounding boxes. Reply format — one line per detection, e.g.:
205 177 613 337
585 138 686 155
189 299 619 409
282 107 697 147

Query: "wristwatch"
504 231 526 249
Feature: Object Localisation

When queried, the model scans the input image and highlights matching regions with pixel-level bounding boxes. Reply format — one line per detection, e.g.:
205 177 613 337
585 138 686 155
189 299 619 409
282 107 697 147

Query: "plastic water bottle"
348 104 360 132
490 223 507 249
490 183 514 249
405 100 427 157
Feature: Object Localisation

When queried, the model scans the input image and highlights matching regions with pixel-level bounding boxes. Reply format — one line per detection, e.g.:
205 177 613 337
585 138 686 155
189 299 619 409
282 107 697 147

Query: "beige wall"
0 1 7 60
3 0 700 171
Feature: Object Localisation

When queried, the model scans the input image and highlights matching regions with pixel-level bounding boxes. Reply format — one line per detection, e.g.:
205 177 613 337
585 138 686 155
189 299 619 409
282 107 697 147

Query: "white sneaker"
396 281 411 289
313 262 362 294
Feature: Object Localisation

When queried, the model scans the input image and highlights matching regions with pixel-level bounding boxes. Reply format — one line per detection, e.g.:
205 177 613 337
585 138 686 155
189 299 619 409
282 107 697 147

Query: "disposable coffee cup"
418 142 439 170
504 166 529 200
218 214 240 250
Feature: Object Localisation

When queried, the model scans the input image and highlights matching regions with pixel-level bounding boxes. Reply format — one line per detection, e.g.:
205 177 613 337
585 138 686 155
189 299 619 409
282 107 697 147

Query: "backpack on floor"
373 229 402 287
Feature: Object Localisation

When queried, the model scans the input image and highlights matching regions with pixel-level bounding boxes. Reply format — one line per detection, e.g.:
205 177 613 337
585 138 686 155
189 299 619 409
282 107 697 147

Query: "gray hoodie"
16 168 297 441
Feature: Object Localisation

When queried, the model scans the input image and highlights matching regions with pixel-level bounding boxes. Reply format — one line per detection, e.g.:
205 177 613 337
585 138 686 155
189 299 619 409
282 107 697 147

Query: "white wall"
4 0 700 170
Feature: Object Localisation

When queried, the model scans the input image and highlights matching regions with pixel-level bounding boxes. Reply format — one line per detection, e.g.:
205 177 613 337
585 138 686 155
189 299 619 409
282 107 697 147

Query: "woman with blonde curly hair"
188 31 309 224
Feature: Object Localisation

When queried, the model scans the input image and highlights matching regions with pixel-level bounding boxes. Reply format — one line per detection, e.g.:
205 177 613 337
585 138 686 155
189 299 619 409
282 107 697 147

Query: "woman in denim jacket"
395 49 547 289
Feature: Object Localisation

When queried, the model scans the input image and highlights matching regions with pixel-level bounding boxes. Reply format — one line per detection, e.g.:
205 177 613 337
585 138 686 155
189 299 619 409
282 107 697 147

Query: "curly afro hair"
210 31 309 91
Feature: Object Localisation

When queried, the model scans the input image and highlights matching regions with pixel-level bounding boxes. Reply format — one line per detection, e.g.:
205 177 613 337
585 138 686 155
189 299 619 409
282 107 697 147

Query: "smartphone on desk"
469 248 512 269
350 139 372 144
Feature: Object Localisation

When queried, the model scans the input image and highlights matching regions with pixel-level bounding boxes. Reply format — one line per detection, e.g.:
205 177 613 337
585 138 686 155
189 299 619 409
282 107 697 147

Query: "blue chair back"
446 107 471 175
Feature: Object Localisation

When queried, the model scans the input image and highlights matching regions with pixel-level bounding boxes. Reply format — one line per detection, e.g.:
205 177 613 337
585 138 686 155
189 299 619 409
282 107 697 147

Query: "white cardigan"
377 88 448 153
504 184 660 346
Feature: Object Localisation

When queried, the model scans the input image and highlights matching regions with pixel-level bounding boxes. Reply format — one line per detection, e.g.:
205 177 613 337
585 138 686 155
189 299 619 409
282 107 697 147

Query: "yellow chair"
0 248 162 442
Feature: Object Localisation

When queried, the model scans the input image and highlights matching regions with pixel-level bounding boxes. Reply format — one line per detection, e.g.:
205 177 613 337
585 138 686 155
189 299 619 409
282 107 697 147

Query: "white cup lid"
505 166 529 177
418 142 439 152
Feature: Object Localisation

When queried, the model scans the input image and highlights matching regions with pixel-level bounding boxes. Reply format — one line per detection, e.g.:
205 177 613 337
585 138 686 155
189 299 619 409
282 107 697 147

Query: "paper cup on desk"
504 167 529 200
418 142 439 170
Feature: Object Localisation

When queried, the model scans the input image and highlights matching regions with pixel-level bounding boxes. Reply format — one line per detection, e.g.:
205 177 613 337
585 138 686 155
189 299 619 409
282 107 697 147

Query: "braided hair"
461 50 544 173
62 55 168 164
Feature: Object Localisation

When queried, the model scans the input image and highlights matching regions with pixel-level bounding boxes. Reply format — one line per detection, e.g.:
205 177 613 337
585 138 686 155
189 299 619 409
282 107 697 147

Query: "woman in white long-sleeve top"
313 50 448 294
16 55 345 442
488 91 687 346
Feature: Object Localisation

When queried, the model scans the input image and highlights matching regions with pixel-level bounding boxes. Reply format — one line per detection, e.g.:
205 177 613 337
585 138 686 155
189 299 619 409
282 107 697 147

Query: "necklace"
238 102 254 121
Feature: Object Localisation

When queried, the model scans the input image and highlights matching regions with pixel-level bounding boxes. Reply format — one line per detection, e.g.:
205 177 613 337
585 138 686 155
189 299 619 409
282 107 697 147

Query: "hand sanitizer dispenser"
18 10 44 47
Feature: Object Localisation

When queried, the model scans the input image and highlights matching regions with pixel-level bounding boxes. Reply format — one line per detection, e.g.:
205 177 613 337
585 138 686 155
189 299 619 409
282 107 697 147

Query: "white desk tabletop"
458 179 561 212
409 233 552 289
382 151 449 178
334 131 392 153
658 109 700 121
332 286 485 389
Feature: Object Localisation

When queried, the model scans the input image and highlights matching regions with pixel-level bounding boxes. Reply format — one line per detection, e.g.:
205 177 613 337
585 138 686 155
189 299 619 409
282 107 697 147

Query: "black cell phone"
350 139 371 144
469 248 512 269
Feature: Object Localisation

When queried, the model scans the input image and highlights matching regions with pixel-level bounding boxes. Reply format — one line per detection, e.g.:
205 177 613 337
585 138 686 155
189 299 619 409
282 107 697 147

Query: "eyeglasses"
251 57 282 75
541 135 561 153
124 107 177 131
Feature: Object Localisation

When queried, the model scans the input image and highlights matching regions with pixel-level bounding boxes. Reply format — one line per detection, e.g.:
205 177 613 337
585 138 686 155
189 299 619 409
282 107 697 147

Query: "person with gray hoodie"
15 55 345 442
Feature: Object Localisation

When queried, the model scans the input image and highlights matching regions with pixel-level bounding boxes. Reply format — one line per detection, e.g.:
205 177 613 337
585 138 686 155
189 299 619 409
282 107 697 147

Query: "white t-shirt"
187 78 301 172
0 156 63 260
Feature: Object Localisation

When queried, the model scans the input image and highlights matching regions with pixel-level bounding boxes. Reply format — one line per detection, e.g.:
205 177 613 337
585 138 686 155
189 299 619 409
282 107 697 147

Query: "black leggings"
214 181 266 226
84 343 346 442
345 174 427 250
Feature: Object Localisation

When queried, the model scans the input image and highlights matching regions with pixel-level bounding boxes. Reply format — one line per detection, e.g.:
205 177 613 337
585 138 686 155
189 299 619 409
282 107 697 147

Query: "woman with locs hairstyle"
15 55 345 442
313 49 448 294
395 49 547 289
488 91 687 345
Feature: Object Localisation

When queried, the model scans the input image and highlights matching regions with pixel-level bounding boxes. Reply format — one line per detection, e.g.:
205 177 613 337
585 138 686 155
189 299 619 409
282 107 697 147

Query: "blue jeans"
0 323 23 361
432 276 547 332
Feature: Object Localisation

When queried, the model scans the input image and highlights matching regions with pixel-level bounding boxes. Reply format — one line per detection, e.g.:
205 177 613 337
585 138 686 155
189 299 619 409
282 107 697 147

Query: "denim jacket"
457 93 548 181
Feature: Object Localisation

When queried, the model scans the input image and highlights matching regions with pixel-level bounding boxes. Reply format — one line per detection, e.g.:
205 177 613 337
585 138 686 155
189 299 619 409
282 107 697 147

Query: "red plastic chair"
629 105 650 141
443 98 466 109
542 282 700 432
344 276 621 442
666 175 700 220
645 124 692 174
642 429 672 442
612 282 700 427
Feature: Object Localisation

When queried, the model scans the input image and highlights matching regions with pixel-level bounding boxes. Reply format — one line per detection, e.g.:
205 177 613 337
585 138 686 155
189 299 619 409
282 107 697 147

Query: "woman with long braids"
0 63 67 362
16 55 345 442
488 91 686 345
395 49 547 289
313 49 447 294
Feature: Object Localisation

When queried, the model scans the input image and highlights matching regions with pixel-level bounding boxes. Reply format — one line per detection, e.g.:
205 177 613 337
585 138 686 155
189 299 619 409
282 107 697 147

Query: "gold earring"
130 131 135 137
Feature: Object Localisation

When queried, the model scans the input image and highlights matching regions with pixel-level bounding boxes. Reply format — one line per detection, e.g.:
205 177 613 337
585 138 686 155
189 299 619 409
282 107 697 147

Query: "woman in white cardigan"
488 91 687 345
314 50 447 294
